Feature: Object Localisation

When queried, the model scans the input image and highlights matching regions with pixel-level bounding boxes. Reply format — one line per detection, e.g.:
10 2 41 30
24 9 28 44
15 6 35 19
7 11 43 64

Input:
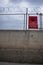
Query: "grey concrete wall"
0 30 43 49
0 30 43 63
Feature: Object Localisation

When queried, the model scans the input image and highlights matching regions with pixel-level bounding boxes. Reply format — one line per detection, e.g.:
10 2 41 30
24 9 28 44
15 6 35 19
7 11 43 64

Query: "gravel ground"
0 62 42 65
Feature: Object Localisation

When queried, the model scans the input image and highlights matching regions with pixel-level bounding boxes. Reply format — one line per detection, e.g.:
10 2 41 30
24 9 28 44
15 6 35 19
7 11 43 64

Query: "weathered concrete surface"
0 30 43 63
0 30 43 49
0 48 43 63
0 62 42 65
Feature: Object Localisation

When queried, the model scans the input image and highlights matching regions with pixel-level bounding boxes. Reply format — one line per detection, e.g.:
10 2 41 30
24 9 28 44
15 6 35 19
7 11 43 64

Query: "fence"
0 8 43 30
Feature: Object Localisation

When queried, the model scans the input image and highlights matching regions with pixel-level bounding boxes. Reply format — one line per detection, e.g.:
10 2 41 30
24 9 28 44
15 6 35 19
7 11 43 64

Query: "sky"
0 0 43 30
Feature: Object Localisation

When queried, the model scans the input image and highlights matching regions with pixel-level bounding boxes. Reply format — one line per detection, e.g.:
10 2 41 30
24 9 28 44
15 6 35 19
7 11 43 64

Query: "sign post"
40 13 42 30
26 8 28 30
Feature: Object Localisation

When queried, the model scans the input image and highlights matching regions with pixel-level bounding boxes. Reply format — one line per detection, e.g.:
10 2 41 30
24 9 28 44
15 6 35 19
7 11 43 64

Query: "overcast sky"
0 0 43 30
0 0 43 7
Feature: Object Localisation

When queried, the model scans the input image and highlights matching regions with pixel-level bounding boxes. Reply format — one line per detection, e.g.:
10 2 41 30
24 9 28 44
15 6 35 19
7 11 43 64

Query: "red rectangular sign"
28 16 38 29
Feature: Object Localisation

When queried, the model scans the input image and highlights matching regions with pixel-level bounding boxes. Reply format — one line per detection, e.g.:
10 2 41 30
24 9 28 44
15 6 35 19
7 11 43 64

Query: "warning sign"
28 16 38 29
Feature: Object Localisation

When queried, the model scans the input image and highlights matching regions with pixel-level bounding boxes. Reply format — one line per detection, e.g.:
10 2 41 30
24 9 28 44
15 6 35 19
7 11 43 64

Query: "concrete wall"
0 30 43 63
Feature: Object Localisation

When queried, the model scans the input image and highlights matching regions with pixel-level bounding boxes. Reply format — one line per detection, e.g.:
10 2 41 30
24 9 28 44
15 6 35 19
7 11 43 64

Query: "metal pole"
40 13 42 30
26 8 28 30
23 14 25 30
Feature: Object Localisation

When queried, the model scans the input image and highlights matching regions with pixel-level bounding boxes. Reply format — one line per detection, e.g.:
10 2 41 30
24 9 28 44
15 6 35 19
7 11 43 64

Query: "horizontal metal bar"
0 13 25 15
0 13 43 15
28 13 43 15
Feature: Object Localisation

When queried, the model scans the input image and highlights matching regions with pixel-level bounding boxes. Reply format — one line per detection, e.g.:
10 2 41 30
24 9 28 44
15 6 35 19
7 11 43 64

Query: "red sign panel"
28 16 38 29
